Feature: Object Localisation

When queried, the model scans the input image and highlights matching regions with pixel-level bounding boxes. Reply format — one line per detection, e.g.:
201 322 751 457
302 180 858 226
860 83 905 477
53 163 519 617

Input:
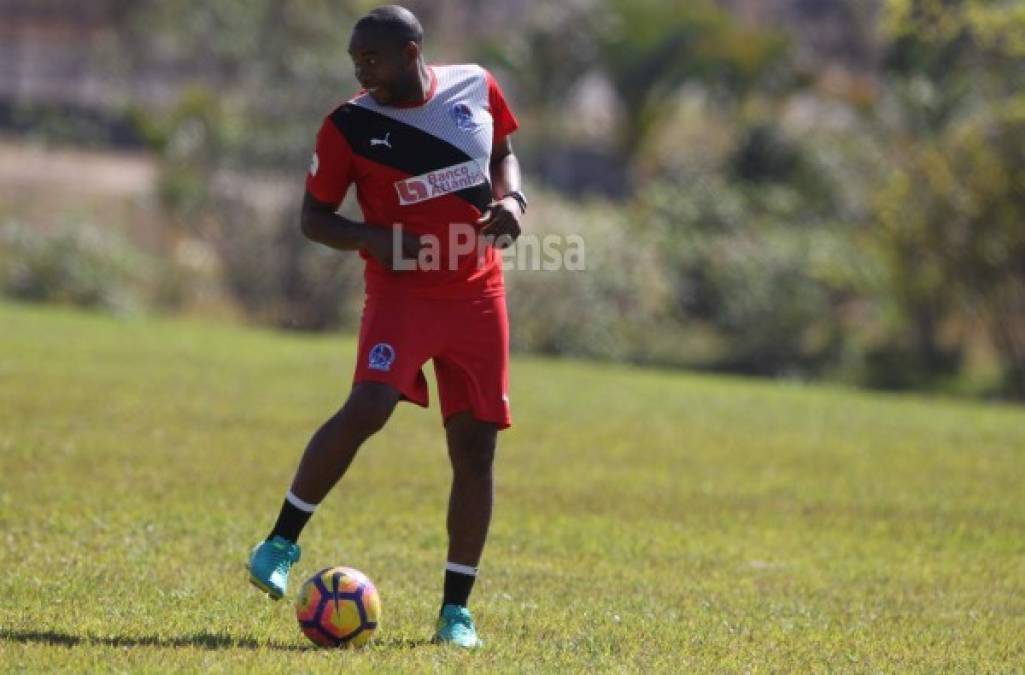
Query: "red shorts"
353 293 511 429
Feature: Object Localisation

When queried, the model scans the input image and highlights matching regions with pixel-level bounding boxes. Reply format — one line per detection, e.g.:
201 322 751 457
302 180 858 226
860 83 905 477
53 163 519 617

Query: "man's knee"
447 413 497 477
338 382 401 437
460 445 495 478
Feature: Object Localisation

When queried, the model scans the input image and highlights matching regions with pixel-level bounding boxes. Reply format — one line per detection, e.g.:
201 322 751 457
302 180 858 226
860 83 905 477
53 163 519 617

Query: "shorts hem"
442 407 511 431
352 374 429 408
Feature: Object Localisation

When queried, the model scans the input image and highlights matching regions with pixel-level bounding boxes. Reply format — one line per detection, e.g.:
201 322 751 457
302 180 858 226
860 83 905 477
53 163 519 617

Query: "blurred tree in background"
120 0 368 329
479 0 786 193
597 0 785 166
870 0 1025 395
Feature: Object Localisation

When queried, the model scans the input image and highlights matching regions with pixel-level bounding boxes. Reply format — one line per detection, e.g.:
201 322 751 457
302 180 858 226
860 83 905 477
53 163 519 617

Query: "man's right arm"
300 190 369 251
300 190 424 267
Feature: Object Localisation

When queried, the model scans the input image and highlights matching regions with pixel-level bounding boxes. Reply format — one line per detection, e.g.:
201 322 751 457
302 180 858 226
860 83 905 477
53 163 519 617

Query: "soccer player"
246 5 525 649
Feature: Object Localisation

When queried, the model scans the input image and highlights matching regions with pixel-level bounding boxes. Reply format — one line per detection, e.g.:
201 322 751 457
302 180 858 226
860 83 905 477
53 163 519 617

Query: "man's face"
348 28 414 106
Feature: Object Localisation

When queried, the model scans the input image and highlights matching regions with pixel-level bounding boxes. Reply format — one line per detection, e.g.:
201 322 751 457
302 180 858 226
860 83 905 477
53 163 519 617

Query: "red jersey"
306 65 519 300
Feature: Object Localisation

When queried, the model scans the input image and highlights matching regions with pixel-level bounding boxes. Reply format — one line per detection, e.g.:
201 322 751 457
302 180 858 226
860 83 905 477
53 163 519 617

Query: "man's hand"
477 197 523 249
359 225 425 271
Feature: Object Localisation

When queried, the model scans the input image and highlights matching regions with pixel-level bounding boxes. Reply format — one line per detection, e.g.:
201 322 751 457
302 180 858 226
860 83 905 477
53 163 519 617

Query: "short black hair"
354 5 423 46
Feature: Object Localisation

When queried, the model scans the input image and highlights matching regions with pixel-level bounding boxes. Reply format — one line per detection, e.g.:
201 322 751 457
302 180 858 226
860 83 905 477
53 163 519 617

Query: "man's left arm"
477 136 524 249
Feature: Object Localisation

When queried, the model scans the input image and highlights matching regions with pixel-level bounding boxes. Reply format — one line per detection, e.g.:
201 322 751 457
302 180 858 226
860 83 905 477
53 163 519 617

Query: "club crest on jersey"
368 343 396 372
450 102 476 131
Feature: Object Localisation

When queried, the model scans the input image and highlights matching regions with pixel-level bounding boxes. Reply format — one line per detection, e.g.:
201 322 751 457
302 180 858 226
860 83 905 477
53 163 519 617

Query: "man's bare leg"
442 411 498 608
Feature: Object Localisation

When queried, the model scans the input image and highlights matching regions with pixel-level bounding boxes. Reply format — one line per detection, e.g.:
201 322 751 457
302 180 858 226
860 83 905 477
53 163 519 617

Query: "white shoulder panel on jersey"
351 65 494 164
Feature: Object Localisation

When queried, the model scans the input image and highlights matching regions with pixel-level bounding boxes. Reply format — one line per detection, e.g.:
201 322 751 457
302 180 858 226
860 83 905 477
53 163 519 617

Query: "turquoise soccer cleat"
247 536 301 600
433 604 484 649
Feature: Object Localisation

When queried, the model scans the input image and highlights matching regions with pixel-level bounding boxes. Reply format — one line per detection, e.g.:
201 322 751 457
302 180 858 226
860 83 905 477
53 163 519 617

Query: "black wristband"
502 190 528 214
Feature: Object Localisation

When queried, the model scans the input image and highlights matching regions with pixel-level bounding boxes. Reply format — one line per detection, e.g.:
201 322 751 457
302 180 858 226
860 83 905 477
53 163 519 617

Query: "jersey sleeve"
305 116 354 206
484 69 519 143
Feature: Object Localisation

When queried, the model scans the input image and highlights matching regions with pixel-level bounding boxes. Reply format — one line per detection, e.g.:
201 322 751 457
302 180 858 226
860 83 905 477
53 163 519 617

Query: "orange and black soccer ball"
295 566 381 648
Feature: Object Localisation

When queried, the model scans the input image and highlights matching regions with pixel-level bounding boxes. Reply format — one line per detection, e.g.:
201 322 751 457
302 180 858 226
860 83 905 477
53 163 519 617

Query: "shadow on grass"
0 629 433 651
0 629 308 651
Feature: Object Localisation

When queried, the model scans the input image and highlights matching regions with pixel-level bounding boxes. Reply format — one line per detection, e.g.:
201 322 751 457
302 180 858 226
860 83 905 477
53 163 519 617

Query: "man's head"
349 5 425 106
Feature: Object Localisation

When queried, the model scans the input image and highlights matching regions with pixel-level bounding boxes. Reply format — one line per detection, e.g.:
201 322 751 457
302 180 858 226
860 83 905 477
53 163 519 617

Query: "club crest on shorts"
450 102 476 131
368 342 396 372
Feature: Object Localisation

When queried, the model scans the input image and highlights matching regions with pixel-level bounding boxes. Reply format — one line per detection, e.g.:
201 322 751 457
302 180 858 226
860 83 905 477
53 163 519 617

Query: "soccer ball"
295 566 381 648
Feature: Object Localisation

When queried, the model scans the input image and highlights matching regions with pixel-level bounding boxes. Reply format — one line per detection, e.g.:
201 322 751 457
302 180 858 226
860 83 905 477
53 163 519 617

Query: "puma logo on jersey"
370 132 392 149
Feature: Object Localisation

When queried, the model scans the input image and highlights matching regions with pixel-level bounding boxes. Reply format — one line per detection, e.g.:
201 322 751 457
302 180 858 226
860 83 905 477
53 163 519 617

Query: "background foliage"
2 0 1023 399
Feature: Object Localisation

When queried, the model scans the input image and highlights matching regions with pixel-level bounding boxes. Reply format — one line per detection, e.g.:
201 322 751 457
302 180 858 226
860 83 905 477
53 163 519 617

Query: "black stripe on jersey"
329 103 492 211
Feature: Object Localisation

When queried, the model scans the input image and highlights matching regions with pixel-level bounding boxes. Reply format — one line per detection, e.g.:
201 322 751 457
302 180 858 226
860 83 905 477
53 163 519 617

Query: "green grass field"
1 301 1023 673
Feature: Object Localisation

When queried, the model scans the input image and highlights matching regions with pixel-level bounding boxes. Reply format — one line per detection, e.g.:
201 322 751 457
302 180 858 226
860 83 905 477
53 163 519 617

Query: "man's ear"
403 41 420 65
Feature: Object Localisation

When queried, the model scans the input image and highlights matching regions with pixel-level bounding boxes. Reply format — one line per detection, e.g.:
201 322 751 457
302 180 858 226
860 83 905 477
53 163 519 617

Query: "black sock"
442 565 478 608
267 495 314 543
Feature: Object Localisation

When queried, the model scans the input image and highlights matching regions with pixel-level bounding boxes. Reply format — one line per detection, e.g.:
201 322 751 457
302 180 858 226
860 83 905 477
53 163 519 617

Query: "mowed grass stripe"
1 301 1023 672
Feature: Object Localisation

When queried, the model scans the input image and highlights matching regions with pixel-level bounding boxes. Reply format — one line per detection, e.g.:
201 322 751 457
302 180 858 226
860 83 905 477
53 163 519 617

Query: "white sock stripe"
285 490 318 513
445 561 479 576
